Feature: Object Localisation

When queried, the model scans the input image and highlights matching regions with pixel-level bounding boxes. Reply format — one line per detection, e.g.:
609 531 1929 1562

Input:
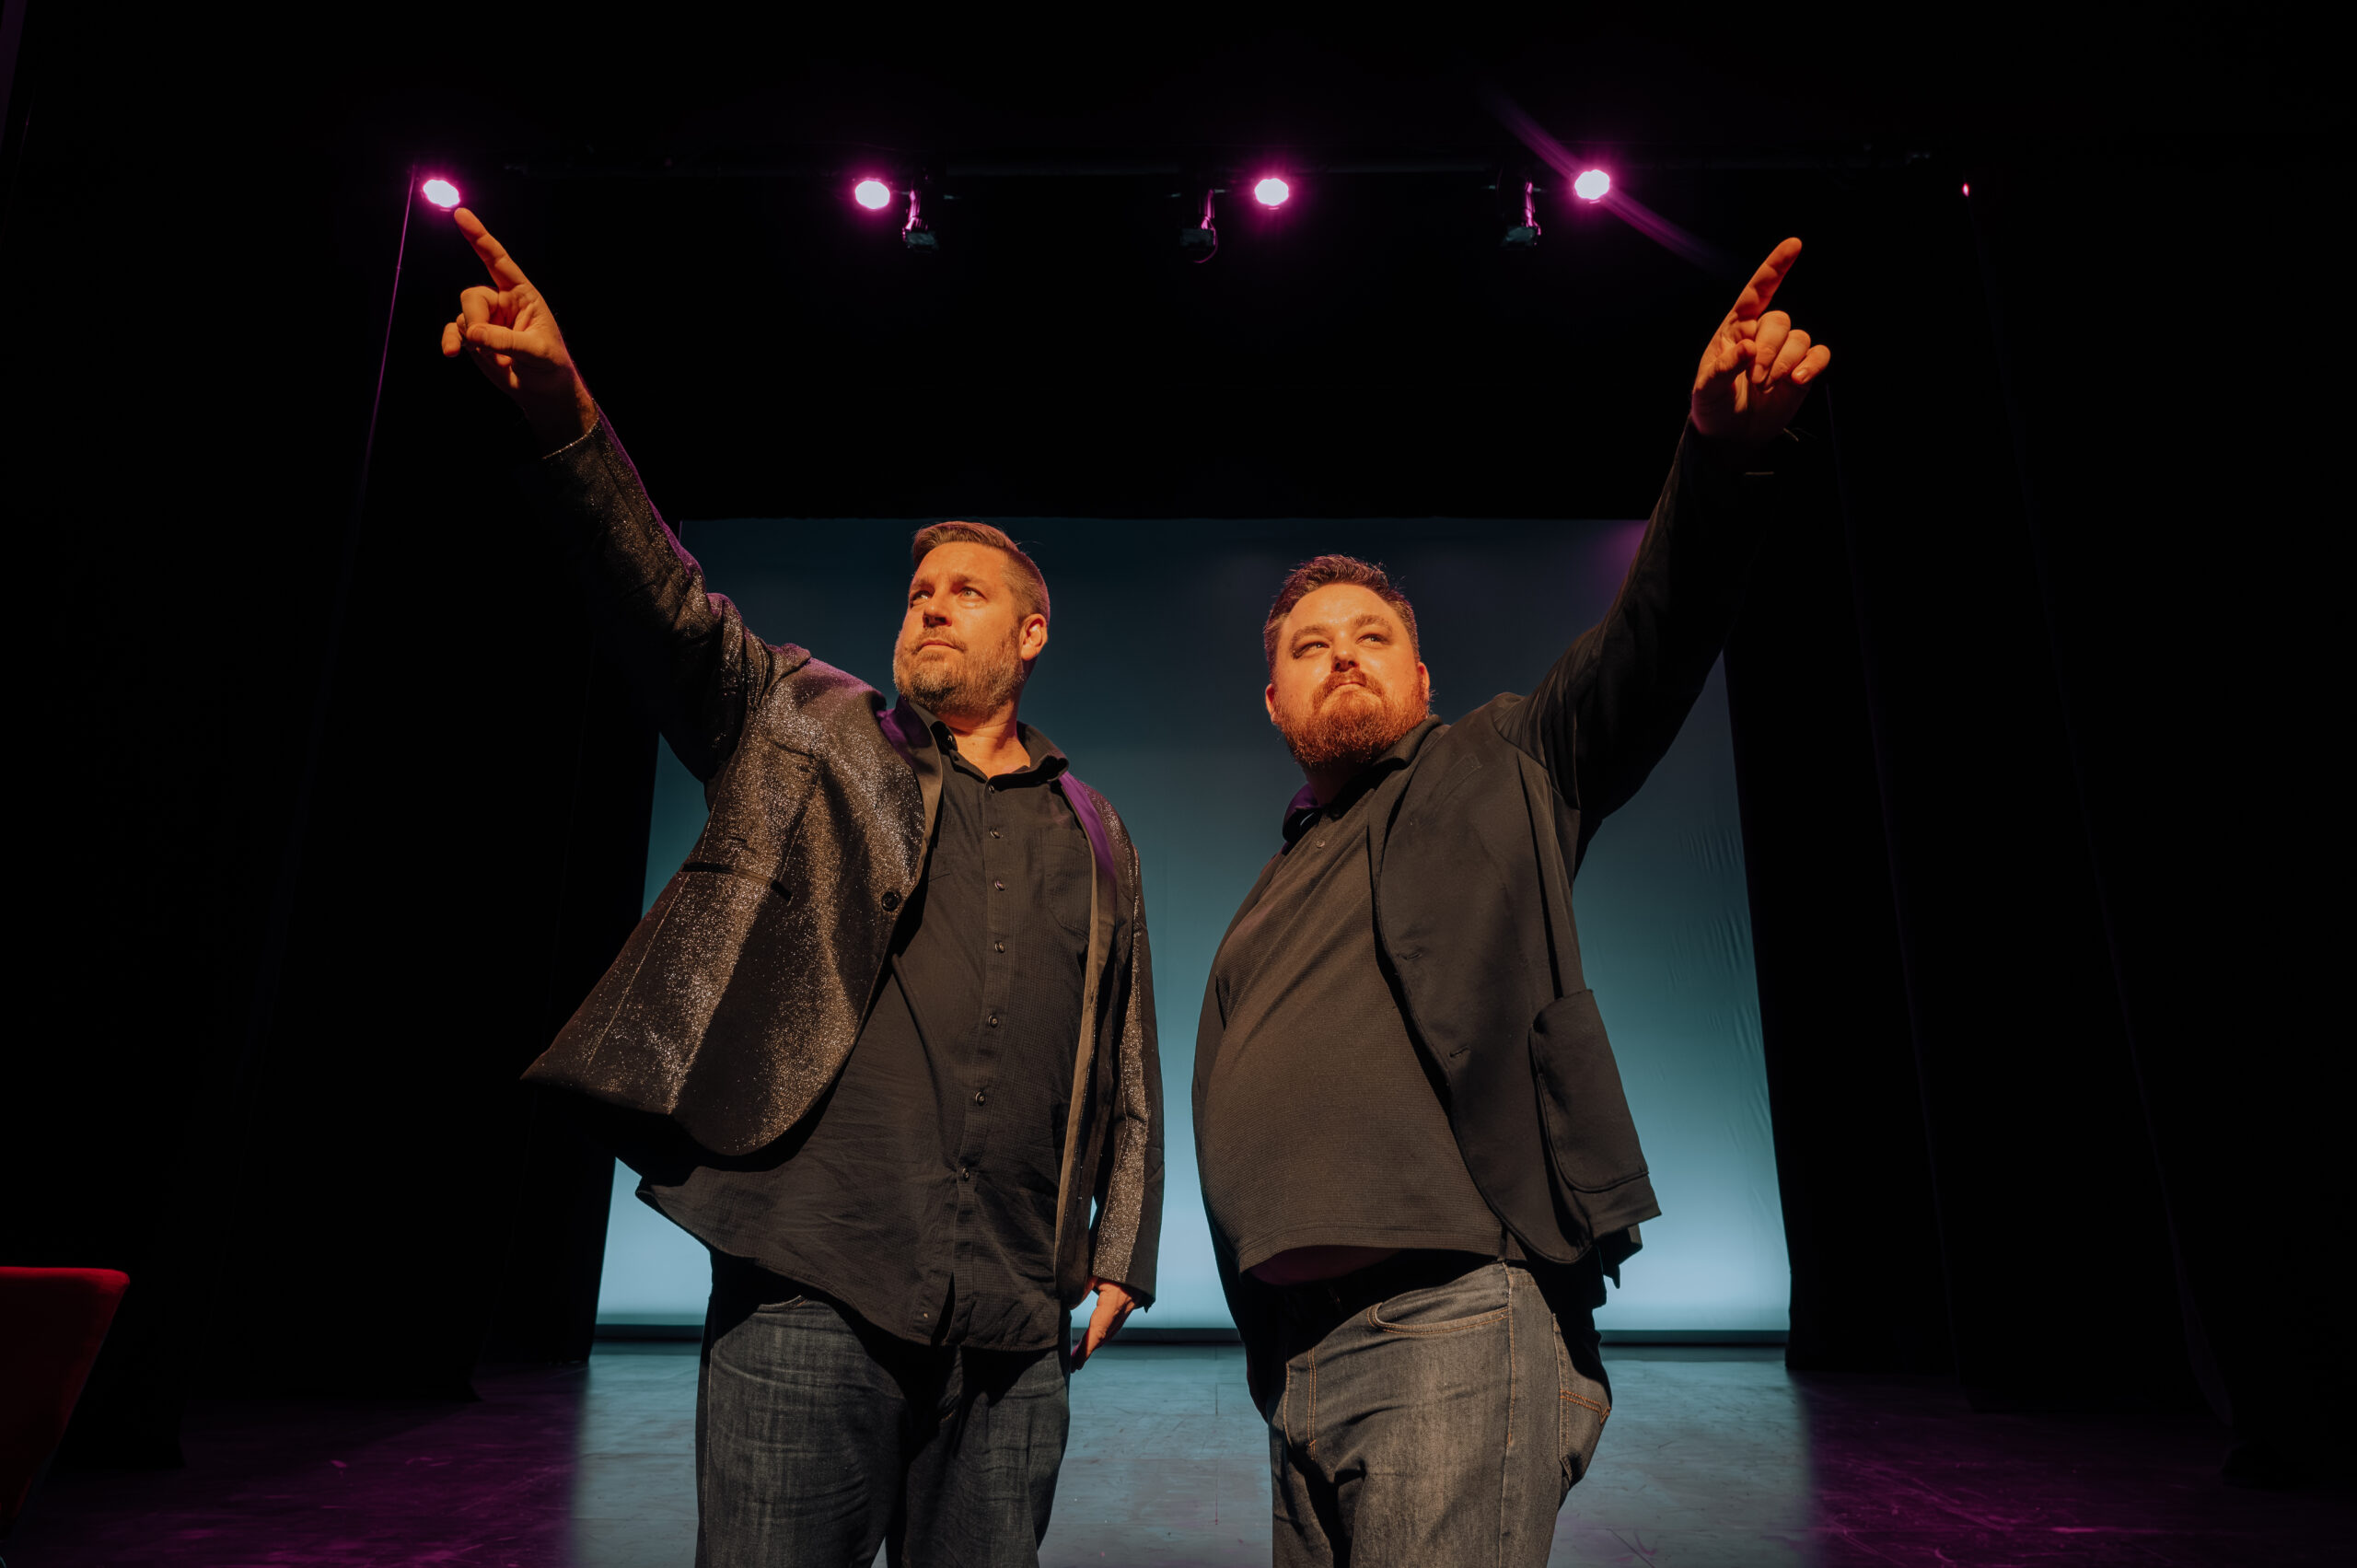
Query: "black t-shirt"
1200 718 1504 1275
642 712 1094 1351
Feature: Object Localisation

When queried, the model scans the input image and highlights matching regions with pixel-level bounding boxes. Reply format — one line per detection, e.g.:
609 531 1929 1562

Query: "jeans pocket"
1554 1317 1611 1488
1366 1262 1511 1336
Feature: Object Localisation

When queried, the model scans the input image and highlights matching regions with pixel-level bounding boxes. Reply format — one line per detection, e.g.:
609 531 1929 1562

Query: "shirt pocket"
1042 828 1097 940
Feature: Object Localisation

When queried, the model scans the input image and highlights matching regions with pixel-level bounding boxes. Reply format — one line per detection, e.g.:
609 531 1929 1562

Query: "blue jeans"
695 1260 1069 1568
1260 1256 1611 1568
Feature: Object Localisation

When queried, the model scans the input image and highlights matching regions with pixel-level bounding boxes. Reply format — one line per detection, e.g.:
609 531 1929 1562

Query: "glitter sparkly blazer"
517 415 1163 1308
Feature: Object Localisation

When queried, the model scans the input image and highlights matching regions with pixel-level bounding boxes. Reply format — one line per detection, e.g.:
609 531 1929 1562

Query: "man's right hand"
439 208 598 450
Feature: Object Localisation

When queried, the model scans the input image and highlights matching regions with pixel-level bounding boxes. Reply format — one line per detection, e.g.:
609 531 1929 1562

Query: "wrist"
528 377 598 453
1689 419 1774 472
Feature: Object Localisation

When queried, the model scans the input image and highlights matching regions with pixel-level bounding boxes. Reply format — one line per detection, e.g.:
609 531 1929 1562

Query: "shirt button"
994 941 1005 953
990 829 1002 840
974 1089 987 1105
881 889 901 911
993 879 1004 891
986 1014 999 1028
959 1167 971 1180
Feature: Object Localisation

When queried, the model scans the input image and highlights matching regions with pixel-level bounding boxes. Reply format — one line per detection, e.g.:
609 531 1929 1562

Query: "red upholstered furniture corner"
0 1267 130 1536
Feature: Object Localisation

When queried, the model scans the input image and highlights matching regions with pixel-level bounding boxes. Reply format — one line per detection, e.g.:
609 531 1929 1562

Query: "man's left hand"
1072 1278 1137 1370
1690 238 1831 451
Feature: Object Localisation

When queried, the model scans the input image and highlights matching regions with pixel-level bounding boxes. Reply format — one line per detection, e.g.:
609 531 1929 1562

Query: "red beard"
1279 673 1424 773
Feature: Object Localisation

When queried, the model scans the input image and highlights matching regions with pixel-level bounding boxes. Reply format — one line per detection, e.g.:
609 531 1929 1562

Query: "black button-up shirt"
642 710 1094 1351
1202 718 1505 1273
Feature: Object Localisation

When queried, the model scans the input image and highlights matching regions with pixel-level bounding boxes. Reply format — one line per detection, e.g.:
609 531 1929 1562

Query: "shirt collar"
1280 715 1443 845
904 699 1069 783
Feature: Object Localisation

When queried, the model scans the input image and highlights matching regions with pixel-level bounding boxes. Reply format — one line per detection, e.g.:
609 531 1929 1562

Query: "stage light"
901 184 939 252
421 178 461 210
1502 177 1540 249
1178 187 1218 261
1573 169 1610 202
1253 177 1291 208
853 178 893 211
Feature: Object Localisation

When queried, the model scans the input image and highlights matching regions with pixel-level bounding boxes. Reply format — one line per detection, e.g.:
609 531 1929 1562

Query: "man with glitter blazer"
439 209 1161 1568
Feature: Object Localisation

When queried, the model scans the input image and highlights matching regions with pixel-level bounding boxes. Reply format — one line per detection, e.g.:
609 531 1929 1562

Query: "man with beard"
1194 238 1829 1566
439 210 1161 1568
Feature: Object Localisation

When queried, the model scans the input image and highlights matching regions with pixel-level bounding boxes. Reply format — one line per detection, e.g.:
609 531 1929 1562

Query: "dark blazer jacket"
1195 425 1780 1363
519 417 1163 1307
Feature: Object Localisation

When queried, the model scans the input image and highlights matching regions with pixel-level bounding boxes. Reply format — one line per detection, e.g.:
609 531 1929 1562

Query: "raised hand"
1690 238 1830 449
438 208 598 448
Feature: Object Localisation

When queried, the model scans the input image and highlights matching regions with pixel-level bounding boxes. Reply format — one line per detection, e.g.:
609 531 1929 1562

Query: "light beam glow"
853 178 893 211
420 178 462 210
1253 176 1291 208
1573 169 1610 202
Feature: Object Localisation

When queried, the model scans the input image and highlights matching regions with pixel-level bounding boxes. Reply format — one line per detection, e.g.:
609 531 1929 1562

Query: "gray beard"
1280 680 1425 773
893 633 1026 719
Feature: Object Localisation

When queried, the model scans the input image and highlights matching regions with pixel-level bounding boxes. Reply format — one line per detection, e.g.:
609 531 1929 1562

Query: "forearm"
537 413 767 777
1515 422 1785 816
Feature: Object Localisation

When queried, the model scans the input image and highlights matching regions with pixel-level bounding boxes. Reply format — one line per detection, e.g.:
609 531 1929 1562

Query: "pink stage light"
853 178 893 211
421 178 462 210
1253 177 1291 208
1572 169 1610 202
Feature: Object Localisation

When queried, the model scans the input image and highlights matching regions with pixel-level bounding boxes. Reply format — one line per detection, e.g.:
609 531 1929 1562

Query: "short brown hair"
1262 554 1421 671
909 522 1051 625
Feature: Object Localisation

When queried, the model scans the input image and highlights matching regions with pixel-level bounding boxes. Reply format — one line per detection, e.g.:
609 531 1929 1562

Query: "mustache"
1316 669 1382 702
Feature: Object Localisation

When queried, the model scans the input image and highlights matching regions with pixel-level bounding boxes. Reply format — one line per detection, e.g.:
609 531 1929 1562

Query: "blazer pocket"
1528 990 1649 1195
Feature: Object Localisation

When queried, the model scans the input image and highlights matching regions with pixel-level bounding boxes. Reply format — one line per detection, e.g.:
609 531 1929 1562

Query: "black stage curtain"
2 28 657 1459
1724 151 2343 1475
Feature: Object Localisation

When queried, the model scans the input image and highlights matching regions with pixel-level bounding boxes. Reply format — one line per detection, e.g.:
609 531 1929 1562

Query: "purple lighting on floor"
1253 177 1291 208
420 179 461 210
853 179 893 211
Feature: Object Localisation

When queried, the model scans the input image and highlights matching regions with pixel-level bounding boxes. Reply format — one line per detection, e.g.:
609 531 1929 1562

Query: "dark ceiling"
2 7 2340 519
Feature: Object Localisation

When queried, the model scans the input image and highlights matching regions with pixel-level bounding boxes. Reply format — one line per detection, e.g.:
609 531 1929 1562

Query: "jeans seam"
1500 1268 1519 1568
1306 1342 1318 1457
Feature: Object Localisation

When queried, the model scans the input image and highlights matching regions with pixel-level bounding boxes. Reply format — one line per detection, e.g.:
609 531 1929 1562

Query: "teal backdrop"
593 516 1787 1334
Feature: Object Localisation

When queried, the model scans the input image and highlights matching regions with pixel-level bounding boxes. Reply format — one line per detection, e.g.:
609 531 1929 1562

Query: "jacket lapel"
1051 772 1121 1293
879 700 947 853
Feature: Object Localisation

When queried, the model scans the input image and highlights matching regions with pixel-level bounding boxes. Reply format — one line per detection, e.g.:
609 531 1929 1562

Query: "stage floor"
12 1344 2348 1565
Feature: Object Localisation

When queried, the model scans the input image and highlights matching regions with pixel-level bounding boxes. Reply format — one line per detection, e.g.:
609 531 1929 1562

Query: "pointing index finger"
452 206 530 290
1729 237 1804 323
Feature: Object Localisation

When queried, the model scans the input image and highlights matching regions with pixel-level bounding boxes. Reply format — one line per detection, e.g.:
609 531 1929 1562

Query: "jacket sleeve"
1088 828 1165 1305
1494 422 1782 829
535 414 786 783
